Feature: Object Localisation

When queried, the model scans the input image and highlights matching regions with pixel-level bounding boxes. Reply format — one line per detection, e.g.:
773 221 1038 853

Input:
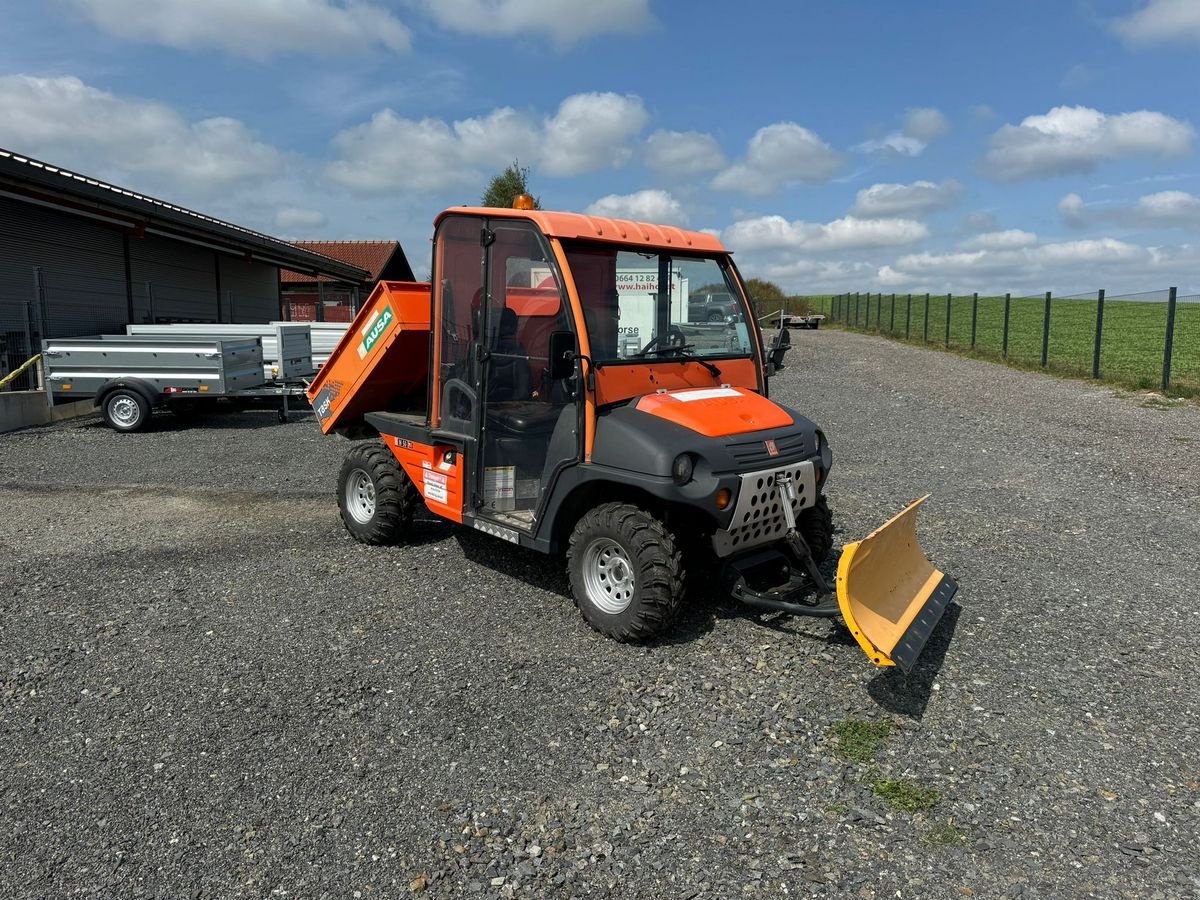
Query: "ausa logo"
765 439 779 457
357 305 395 359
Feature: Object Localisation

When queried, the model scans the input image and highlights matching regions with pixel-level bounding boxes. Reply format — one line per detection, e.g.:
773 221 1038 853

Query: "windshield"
561 242 754 363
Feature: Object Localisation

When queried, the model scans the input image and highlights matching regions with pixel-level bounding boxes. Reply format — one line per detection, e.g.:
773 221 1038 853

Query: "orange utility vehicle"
308 202 956 670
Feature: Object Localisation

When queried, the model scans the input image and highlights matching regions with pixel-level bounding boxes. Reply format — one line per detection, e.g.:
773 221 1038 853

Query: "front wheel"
798 494 834 563
567 503 684 642
337 442 419 545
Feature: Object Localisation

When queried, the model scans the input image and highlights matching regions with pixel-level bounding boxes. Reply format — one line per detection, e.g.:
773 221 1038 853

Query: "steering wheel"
636 325 687 356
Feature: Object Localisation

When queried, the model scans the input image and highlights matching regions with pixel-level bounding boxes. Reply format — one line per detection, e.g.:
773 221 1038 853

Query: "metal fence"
780 288 1199 396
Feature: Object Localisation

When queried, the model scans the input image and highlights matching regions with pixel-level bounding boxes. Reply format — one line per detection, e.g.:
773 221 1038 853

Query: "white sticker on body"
424 470 448 504
671 388 742 402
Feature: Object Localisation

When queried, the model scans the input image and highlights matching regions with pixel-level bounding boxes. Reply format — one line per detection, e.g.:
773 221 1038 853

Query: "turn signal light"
715 488 732 510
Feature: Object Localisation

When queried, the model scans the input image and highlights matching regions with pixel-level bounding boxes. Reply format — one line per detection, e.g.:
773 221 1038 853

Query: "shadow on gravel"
866 601 962 720
73 408 314 433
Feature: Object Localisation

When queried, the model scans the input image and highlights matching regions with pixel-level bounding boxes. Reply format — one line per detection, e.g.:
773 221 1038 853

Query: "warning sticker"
423 470 448 505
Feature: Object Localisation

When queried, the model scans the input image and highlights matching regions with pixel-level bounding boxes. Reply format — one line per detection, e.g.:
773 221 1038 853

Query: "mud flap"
835 495 957 672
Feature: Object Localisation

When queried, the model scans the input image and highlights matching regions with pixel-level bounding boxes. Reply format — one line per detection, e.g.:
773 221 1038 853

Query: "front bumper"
711 458 818 557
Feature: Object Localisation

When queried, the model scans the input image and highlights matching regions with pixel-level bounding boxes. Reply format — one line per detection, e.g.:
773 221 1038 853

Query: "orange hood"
634 387 793 437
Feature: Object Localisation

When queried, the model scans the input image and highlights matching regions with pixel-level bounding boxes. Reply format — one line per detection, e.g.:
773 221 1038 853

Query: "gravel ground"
2 329 1198 899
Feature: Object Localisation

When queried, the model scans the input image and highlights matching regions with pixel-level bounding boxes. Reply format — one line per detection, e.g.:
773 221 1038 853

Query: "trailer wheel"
567 503 684 642
102 389 151 432
798 494 834 563
338 442 418 545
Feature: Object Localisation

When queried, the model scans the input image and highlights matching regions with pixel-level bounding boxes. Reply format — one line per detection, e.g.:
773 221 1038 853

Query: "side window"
435 217 484 428
486 224 572 403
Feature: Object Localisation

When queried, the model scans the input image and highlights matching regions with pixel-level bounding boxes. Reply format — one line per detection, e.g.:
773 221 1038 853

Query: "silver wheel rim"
345 469 376 524
109 395 140 427
582 537 636 614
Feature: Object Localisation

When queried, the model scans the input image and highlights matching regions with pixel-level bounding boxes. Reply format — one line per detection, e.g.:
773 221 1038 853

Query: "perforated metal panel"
712 460 817 557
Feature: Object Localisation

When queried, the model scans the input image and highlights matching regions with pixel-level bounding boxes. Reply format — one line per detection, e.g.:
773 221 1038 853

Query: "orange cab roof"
436 207 728 254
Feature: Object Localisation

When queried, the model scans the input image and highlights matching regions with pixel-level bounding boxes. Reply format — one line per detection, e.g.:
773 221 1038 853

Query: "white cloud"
414 0 653 48
712 123 844 195
326 107 535 193
0 74 281 189
969 104 998 123
903 107 951 143
275 207 328 230
68 0 411 60
850 179 964 218
960 229 1039 250
1060 190 1200 229
856 107 950 157
326 92 645 192
876 237 1153 292
644 130 726 176
585 189 688 226
723 215 928 254
540 92 647 176
1112 0 1200 46
981 105 1194 181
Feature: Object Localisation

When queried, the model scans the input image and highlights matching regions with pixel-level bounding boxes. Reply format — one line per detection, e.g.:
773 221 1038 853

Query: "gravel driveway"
2 329 1198 898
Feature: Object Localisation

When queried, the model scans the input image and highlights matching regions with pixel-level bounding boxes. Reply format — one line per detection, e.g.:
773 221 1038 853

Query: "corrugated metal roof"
0 147 369 283
281 241 414 285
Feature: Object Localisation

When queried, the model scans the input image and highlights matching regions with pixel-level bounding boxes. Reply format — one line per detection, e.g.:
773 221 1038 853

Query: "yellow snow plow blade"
836 495 957 672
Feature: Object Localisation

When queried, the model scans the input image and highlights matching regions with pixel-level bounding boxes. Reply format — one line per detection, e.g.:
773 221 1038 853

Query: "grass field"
780 293 1200 397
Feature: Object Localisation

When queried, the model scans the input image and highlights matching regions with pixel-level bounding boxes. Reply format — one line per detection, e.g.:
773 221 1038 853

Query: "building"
0 147 368 383
280 241 416 322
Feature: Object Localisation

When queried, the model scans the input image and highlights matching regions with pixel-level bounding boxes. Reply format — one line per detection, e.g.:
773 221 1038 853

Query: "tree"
742 278 786 303
481 160 541 209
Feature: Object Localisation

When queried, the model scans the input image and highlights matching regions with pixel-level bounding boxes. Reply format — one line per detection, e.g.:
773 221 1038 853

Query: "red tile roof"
281 241 410 284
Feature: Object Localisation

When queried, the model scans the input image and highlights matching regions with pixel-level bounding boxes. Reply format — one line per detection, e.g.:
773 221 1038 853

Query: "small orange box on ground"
307 280 431 434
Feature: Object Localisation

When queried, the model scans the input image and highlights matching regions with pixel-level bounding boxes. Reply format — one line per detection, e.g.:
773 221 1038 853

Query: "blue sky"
2 0 1199 293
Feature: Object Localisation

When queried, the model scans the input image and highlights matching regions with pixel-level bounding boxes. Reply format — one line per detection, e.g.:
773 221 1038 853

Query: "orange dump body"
306 280 431 434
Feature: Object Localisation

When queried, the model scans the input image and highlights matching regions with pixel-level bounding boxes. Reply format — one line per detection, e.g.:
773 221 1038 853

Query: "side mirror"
548 330 576 380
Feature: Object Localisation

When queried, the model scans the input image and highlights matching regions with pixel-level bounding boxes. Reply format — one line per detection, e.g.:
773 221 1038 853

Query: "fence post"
1041 291 1051 368
890 293 896 333
923 293 930 342
905 293 912 338
945 293 952 347
1092 289 1105 379
31 266 48 342
971 292 978 348
876 293 882 329
856 292 861 326
146 282 156 324
1002 293 1011 359
1162 286 1178 393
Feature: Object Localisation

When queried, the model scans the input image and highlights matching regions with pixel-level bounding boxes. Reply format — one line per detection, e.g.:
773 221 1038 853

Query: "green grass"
830 719 891 764
923 822 969 846
798 294 1200 398
872 777 941 812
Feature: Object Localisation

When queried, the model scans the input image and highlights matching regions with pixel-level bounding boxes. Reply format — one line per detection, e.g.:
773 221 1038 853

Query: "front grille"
726 431 809 467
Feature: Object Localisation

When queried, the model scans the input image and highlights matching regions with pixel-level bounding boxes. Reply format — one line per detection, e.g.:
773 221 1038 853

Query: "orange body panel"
385 436 464 523
635 386 793 437
593 358 760 408
307 280 431 433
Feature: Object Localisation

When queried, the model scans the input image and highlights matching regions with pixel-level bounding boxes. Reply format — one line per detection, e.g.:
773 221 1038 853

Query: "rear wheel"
706 311 724 323
102 389 150 432
567 503 684 642
337 441 419 545
798 494 834 563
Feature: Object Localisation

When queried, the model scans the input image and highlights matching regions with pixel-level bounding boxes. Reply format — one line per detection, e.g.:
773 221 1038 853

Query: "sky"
2 0 1200 295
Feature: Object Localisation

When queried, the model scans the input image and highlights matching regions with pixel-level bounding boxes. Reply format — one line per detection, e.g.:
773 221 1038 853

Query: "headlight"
672 453 694 485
